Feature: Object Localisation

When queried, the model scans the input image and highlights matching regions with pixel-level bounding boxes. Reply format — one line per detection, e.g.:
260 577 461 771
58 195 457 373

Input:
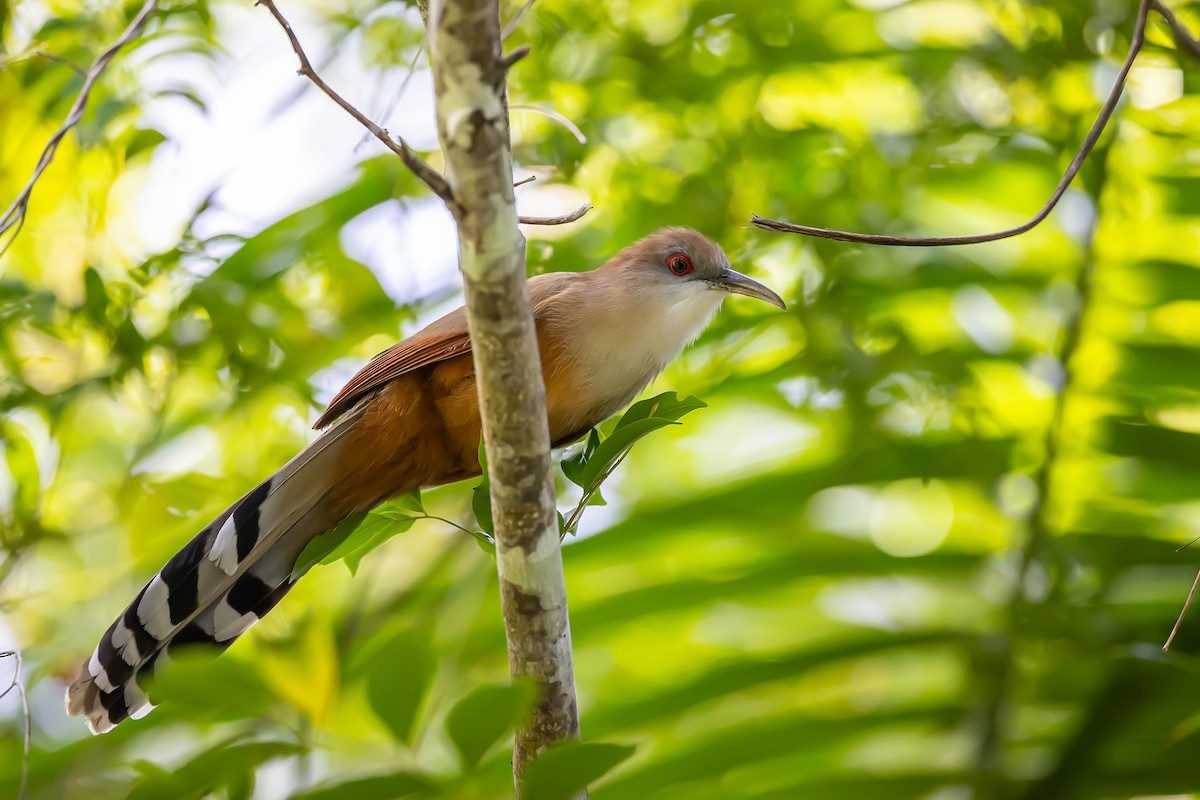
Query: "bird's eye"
667 253 694 275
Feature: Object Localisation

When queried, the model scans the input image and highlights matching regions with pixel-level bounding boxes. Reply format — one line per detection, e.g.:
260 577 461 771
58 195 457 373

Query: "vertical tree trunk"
426 0 583 783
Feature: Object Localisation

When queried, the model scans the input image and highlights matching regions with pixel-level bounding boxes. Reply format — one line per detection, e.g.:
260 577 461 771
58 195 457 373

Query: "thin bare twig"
561 451 627 536
514 174 538 187
499 44 531 70
0 0 161 254
517 203 593 226
34 49 89 76
256 0 453 202
1174 533 1200 553
501 0 536 40
0 49 88 76
357 42 426 152
751 0 1193 247
511 104 588 144
1164 569 1200 651
0 650 30 800
260 0 582 225
1151 0 1200 59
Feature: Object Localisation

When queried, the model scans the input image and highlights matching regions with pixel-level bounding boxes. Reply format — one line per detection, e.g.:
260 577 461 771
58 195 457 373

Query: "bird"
65 226 786 734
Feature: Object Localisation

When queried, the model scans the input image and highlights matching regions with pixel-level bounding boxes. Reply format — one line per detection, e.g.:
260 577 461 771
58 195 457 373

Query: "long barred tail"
65 408 365 734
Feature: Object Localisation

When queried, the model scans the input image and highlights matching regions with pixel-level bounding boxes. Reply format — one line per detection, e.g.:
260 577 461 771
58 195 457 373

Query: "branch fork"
259 0 588 227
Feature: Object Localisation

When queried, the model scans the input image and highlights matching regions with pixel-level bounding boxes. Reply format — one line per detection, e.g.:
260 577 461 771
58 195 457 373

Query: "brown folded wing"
314 271 581 431
314 321 472 430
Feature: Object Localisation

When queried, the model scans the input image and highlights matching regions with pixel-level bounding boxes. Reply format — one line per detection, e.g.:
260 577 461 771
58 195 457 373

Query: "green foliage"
563 393 705 491
558 429 599 489
560 392 706 534
445 682 538 771
4 0 1200 798
472 437 494 540
294 492 425 579
364 630 436 745
290 773 435 800
293 512 370 580
284 684 633 799
127 740 303 800
149 651 278 723
474 392 706 541
521 742 636 800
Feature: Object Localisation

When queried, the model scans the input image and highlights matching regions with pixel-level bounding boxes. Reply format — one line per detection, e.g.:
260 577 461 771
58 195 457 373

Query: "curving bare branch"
502 0 536 40
257 0 454 202
751 0 1199 247
1151 0 1200 60
0 0 161 255
1164 569 1200 651
511 104 588 144
517 203 593 226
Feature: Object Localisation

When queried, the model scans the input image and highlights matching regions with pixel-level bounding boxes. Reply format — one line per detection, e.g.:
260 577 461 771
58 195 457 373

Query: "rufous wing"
314 272 580 431
315 312 472 429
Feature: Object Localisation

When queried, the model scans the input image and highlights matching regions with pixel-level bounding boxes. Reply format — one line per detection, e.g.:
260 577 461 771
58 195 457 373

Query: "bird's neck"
558 271 724 417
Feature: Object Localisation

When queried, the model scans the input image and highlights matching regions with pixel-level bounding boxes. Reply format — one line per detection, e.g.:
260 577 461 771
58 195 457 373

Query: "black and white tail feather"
65 407 365 734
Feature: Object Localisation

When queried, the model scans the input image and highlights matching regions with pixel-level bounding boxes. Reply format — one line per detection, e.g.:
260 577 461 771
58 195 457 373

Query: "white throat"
571 284 725 417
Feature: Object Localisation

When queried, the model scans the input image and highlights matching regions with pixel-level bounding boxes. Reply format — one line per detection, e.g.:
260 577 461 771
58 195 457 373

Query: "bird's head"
603 227 787 311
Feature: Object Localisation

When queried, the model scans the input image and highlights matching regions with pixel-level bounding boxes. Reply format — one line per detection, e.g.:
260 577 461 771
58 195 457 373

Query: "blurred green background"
3 0 1200 797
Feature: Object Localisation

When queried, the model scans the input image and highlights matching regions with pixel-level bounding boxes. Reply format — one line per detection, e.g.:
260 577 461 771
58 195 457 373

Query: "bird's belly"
544 354 660 443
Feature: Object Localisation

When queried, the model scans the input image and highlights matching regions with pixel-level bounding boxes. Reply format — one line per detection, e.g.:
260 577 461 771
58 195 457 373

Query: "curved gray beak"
709 269 787 310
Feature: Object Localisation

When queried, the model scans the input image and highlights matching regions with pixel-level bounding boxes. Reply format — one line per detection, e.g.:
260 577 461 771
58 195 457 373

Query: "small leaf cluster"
289 680 631 800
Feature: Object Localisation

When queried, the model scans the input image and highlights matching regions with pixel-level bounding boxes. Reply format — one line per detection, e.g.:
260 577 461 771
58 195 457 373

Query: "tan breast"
332 269 726 503
537 272 725 439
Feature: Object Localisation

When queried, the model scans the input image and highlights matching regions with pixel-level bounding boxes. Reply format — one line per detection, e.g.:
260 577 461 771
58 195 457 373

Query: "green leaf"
472 483 493 538
473 437 493 536
561 428 600 488
292 497 423 579
125 128 167 159
469 528 496 555
580 392 706 490
226 770 254 800
82 267 108 325
127 740 301 800
394 486 424 515
521 741 636 800
337 506 420 575
257 616 339 723
613 391 707 432
445 682 538 771
364 631 435 745
149 651 276 721
290 773 436 800
291 512 366 580
2 421 39 521
155 86 208 113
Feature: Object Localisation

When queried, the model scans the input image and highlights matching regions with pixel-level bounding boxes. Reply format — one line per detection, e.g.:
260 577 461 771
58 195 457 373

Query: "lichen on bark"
426 0 583 786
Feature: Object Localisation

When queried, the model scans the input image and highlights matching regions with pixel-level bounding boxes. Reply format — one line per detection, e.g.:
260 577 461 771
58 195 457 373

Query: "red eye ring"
667 253 693 275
